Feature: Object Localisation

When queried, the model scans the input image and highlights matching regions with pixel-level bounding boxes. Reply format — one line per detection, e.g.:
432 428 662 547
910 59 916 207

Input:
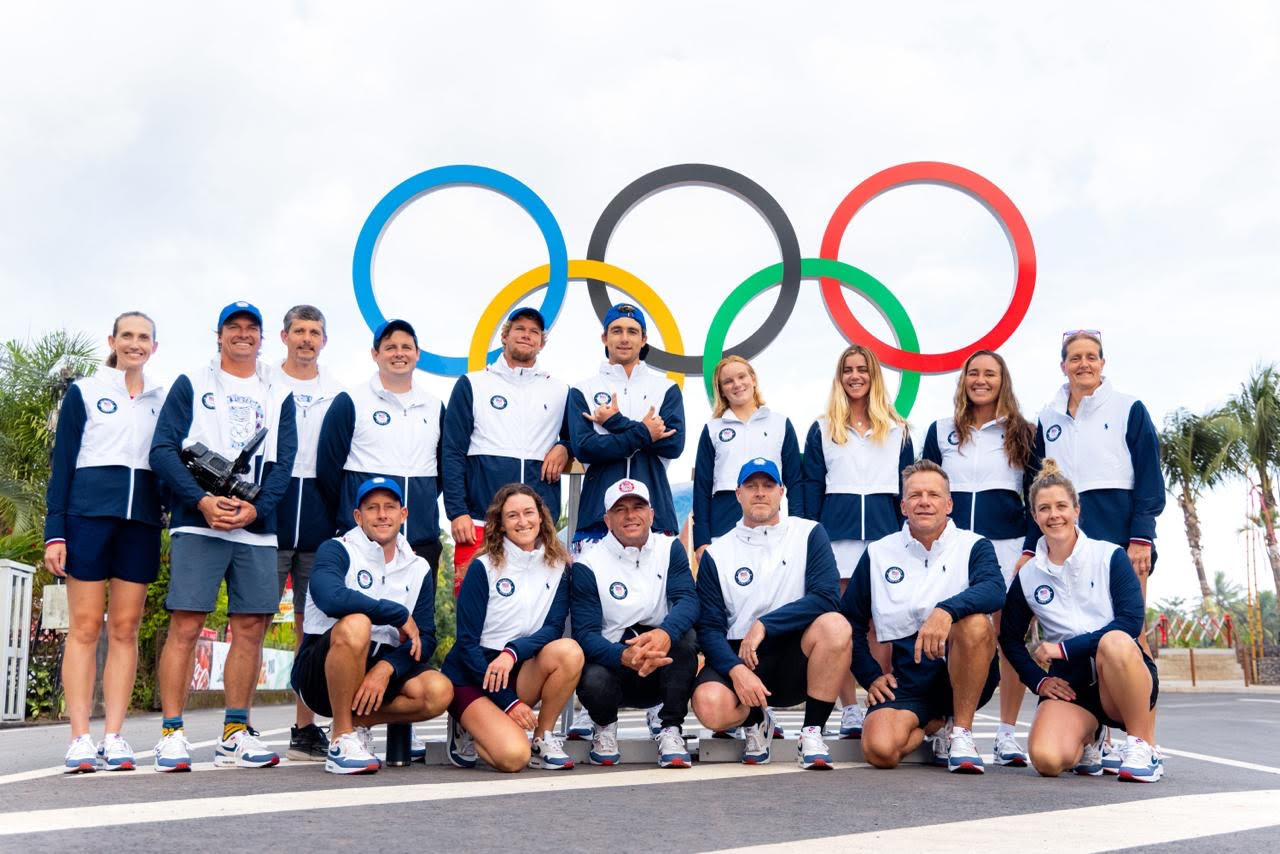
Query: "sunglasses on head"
1061 328 1101 344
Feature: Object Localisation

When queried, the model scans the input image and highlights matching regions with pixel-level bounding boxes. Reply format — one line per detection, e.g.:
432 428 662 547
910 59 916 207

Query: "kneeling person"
291 477 452 774
842 460 1005 773
692 458 850 769
573 479 700 767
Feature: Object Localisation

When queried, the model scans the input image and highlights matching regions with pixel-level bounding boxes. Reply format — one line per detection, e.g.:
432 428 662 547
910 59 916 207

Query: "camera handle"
230 427 269 476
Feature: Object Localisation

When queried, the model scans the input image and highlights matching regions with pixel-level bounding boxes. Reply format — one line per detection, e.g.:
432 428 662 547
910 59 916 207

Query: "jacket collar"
720 406 771 426
501 537 549 572
899 519 959 559
597 360 649 382
96 365 163 398
343 525 416 571
1034 526 1091 575
270 362 344 400
1052 378 1114 417
206 357 273 387
367 372 428 407
732 516 788 546
599 531 656 564
488 356 549 382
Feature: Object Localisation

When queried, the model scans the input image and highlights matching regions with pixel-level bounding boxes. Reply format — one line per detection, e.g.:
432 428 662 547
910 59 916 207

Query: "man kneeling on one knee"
841 460 1005 773
572 478 700 767
692 458 851 769
290 477 452 774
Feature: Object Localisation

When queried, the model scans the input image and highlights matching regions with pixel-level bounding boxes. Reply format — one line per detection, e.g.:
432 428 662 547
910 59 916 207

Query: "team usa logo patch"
618 480 636 493
489 395 508 410
593 391 612 406
201 392 216 410
718 427 737 442
372 410 391 426
884 566 906 584
1046 424 1062 442
1034 584 1055 605
947 430 959 445
356 570 374 589
495 578 516 597
609 581 628 600
96 398 118 414
734 567 754 586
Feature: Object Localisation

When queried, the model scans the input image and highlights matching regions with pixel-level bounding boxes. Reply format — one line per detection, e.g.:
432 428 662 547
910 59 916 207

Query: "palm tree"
1160 408 1238 608
1224 363 1280 596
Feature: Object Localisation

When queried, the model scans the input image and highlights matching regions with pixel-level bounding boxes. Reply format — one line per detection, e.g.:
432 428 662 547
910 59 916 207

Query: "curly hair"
480 483 570 569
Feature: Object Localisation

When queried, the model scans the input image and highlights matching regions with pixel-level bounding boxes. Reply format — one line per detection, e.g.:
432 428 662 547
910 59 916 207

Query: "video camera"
180 428 267 503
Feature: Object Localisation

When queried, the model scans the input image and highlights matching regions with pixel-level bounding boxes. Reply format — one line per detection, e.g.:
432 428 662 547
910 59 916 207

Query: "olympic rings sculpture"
351 162 1036 417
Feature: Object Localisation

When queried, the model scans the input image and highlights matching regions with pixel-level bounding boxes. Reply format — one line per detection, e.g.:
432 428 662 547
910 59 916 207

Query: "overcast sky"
3 3 1278 606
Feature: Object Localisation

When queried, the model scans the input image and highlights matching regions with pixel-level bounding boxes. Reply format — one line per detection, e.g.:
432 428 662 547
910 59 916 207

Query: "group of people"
44 299 1166 783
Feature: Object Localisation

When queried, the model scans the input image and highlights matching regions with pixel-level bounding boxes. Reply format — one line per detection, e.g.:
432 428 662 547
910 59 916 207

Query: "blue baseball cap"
354 476 404 506
217 301 263 329
602 302 646 333
737 457 782 486
507 306 546 330
373 318 418 349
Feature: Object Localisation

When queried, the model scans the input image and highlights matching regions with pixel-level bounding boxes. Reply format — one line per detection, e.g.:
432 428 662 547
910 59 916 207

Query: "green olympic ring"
702 257 921 417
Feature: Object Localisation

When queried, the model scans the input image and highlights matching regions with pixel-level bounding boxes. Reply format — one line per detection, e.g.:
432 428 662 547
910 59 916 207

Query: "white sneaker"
656 726 691 768
410 729 426 763
64 734 98 773
838 704 865 739
589 721 620 765
213 727 280 769
742 710 775 764
355 726 382 767
567 706 593 740
530 731 575 770
993 731 1029 767
931 722 952 767
1101 736 1123 775
645 704 663 736
1117 737 1163 783
325 731 380 775
797 725 834 770
153 730 192 773
447 715 478 768
947 726 985 774
98 733 136 771
1075 734 1104 776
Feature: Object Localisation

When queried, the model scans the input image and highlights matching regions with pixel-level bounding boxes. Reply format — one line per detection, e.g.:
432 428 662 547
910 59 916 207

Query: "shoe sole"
948 761 986 774
447 754 478 768
996 756 1028 767
799 758 833 770
1118 769 1163 783
742 756 772 765
64 763 97 773
325 761 379 775
839 732 862 740
529 759 575 770
155 762 191 772
104 761 135 771
566 732 592 741
660 757 691 768
588 755 619 766
286 749 328 761
213 755 280 769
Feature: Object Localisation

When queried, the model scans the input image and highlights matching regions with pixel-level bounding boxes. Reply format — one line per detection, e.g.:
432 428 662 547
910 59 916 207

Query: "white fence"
1 560 35 722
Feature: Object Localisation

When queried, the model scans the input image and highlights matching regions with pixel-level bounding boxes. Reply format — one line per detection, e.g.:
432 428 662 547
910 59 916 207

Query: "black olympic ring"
585 164 802 374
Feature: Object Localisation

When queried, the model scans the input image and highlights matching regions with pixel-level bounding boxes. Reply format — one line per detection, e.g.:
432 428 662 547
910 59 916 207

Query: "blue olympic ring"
352 165 569 375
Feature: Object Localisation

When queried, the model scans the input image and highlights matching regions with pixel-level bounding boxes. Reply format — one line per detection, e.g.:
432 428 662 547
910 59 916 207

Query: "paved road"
1 691 1277 853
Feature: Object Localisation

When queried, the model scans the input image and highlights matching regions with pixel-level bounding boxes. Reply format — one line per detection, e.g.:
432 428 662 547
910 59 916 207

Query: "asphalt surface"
1 691 1277 853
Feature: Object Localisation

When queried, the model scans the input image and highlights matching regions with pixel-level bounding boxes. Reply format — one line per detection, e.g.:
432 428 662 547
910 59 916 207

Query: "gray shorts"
166 532 279 615
277 549 316 622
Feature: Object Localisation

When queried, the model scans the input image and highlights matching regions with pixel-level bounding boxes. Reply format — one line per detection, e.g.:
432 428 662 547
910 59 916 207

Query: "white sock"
996 722 1015 738
952 724 970 737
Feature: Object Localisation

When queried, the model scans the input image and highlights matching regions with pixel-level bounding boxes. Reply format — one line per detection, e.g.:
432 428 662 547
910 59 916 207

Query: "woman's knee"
691 684 735 729
67 619 103 647
541 638 584 674
488 736 532 773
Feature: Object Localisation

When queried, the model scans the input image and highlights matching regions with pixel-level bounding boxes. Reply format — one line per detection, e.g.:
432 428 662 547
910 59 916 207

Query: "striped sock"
223 708 249 741
161 716 183 736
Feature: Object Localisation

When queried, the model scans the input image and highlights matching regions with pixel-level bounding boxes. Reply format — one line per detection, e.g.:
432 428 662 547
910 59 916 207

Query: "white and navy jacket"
1000 529 1144 693
270 364 345 551
441 540 570 710
1022 380 1165 553
841 521 1005 690
441 358 570 523
149 360 297 545
45 368 166 544
567 361 685 539
922 416 1027 540
316 374 445 547
798 417 914 541
693 407 802 549
571 532 699 668
298 526 437 680
696 517 841 678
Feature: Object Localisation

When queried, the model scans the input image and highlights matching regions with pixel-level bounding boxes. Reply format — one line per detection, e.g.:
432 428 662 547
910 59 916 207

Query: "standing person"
291 477 453 775
571 478 699 768
921 349 1035 767
317 319 446 569
799 344 913 739
692 459 851 769
1001 460 1162 782
44 312 164 772
442 306 570 594
693 355 802 557
149 301 297 771
566 303 685 550
841 460 1005 774
441 484 582 772
271 305 345 761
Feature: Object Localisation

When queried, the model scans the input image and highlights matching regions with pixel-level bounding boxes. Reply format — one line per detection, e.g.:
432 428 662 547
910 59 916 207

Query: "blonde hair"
824 345 906 445
710 355 765 418
1029 458 1079 509
481 484 569 569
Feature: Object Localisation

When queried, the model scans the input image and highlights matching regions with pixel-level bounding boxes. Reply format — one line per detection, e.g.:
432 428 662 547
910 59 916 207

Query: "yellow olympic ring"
468 259 685 388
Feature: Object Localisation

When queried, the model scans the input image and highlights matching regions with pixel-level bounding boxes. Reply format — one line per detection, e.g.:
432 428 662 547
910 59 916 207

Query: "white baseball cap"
604 478 651 512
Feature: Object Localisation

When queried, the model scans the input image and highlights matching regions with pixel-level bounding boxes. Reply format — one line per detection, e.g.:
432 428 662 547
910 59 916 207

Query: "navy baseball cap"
507 306 546 330
217 301 263 329
355 476 404 506
737 457 782 486
373 318 418 349
602 302 646 333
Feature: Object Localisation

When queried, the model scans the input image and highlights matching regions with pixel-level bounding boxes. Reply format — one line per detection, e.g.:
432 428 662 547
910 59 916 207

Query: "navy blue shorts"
292 628 435 718
695 632 810 708
64 515 161 584
866 638 999 728
1038 649 1159 730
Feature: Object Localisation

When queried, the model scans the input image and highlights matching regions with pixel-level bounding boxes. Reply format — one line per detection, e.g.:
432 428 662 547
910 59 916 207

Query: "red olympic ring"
818 161 1036 374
